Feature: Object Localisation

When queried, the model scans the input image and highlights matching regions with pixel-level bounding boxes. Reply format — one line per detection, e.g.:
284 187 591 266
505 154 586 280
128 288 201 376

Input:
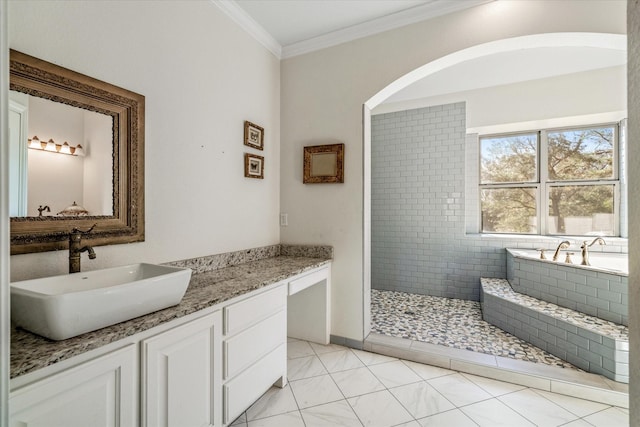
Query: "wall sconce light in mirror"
303 143 344 184
28 136 85 156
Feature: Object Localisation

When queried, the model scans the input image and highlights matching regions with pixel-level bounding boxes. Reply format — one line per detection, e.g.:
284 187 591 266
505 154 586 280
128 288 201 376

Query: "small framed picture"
244 120 264 150
244 153 264 179
303 143 344 184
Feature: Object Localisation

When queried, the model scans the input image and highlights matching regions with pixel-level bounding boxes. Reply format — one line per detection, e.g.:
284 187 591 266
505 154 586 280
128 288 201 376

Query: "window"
479 125 618 236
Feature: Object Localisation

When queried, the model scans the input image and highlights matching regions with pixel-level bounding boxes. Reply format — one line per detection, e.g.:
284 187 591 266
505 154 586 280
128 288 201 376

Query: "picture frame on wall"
303 143 344 184
244 153 264 179
244 120 264 150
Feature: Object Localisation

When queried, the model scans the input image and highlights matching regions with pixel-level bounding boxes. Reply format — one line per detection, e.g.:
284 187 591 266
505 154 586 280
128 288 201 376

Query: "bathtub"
506 248 628 326
507 248 628 275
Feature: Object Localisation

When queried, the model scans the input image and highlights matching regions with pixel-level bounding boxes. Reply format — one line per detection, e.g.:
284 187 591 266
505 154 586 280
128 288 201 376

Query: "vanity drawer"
223 284 286 336
288 267 329 295
223 309 286 380
223 344 286 425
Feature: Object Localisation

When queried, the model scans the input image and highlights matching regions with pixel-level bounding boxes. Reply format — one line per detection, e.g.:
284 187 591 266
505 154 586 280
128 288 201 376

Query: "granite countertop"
11 255 331 379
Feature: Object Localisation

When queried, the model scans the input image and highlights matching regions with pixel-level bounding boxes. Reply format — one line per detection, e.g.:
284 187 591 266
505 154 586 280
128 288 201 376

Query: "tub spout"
581 237 606 266
552 240 571 261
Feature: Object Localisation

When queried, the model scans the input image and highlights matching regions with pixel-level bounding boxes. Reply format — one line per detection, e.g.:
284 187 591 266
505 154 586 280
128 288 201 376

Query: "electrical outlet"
280 213 288 226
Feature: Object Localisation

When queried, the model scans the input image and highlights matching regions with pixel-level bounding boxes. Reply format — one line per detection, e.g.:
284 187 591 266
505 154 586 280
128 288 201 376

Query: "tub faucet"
580 237 606 266
552 240 571 261
69 224 97 274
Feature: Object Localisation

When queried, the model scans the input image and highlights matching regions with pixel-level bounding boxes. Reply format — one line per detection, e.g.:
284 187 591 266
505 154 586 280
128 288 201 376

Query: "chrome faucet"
552 240 571 261
580 237 606 266
69 224 97 274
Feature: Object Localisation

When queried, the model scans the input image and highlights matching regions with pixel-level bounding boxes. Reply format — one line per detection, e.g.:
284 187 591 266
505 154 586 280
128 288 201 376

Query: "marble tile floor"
371 289 576 369
230 338 628 427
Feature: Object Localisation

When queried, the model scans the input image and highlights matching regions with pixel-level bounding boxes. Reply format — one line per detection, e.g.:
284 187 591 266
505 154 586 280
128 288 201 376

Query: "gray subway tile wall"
372 103 481 300
371 103 628 301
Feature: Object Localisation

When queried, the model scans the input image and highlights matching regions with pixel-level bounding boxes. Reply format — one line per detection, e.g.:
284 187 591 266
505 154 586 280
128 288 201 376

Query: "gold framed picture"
303 143 344 184
244 153 264 179
244 120 264 150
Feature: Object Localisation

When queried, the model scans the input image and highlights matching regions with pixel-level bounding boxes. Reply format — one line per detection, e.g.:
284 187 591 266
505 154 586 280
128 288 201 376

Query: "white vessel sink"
11 263 192 341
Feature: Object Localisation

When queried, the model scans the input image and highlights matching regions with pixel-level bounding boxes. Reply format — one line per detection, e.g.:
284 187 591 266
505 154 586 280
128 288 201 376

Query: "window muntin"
479 124 618 236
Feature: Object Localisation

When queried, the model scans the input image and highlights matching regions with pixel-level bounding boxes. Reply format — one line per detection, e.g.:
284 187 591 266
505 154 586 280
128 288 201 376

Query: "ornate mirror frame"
303 143 345 184
9 50 145 254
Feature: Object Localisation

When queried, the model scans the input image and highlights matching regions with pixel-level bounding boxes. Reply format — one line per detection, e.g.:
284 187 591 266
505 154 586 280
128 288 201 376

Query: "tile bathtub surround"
506 249 628 326
166 244 333 274
230 338 628 427
481 278 629 383
10 255 331 378
371 289 576 369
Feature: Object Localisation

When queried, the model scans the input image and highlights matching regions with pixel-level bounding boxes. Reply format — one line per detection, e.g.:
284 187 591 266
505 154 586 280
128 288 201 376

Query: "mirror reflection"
9 90 114 218
9 49 144 255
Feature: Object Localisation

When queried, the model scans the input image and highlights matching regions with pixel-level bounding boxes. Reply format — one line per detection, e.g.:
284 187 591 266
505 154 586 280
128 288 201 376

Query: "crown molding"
213 0 492 60
211 0 282 59
281 0 493 59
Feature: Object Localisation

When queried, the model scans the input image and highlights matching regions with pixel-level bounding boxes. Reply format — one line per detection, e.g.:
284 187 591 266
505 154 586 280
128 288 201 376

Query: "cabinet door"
142 311 222 427
10 344 137 427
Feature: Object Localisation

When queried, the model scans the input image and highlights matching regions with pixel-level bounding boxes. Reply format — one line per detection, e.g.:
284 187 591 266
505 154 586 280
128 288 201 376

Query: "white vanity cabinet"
221 284 288 424
10 262 331 427
9 344 138 427
141 311 222 427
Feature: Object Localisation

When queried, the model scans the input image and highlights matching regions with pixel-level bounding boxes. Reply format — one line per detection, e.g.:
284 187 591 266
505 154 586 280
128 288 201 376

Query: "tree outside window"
480 125 617 236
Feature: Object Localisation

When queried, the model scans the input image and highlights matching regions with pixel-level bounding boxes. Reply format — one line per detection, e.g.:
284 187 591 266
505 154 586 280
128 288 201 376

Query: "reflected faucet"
552 240 571 261
37 205 50 217
69 224 97 274
580 237 606 266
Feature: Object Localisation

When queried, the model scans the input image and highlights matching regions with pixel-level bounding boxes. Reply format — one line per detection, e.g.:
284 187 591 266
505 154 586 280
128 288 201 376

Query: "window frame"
479 122 620 237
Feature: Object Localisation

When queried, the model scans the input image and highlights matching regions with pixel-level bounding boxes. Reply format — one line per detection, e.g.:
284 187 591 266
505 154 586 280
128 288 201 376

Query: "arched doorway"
362 32 626 353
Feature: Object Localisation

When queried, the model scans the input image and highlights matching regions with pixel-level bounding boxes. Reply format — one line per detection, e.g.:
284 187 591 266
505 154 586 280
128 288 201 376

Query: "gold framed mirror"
9 50 145 254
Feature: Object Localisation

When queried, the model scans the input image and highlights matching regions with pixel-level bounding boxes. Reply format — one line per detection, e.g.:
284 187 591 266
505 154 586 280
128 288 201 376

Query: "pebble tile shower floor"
371 289 577 369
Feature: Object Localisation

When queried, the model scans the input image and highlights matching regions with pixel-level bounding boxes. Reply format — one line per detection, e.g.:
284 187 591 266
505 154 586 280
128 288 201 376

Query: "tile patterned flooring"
231 338 628 427
370 289 577 369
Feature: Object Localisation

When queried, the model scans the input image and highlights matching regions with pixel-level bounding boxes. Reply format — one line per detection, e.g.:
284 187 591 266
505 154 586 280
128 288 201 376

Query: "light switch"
280 213 288 226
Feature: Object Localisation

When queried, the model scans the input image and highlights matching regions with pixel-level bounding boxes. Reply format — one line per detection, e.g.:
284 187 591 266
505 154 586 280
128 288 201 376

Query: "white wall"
280 0 627 342
25 99 114 216
27 150 84 216
627 0 639 421
9 0 280 280
26 96 85 216
1 0 9 420
374 65 627 132
82 110 113 216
